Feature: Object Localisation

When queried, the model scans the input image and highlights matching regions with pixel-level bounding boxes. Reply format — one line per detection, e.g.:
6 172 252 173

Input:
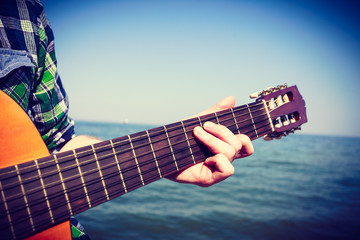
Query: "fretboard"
0 100 273 239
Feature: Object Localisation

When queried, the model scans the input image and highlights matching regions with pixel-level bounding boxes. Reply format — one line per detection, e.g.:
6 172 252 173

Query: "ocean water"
74 121 360 240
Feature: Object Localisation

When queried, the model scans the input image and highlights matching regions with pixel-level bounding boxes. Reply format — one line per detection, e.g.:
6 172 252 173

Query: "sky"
42 0 360 137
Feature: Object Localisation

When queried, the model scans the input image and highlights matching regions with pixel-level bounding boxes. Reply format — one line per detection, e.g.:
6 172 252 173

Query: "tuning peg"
249 86 274 99
275 135 283 140
263 133 283 141
249 84 288 99
249 92 260 99
287 129 295 135
263 135 274 141
263 126 299 141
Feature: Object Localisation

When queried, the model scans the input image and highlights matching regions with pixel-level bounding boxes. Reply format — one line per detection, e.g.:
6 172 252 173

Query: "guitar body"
0 91 71 239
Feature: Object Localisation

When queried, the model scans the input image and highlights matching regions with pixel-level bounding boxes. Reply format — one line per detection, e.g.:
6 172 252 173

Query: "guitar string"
57 101 267 161
0 96 293 234
1 129 273 238
0 132 218 226
0 118 271 209
0 100 272 181
9 102 298 237
0 129 272 227
0 110 271 200
0 104 272 206
0 106 269 190
0 126 273 230
74 100 270 159
0 116 271 205
1 124 273 231
0 102 268 179
2 127 272 231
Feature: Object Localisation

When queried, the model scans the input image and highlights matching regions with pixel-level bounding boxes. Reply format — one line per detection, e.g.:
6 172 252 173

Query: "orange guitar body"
0 91 71 239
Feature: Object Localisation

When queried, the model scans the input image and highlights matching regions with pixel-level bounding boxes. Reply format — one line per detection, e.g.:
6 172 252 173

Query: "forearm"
59 135 103 152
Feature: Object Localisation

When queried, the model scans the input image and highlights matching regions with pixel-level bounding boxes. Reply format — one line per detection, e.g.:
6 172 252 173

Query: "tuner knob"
263 135 274 141
249 92 260 99
249 86 274 99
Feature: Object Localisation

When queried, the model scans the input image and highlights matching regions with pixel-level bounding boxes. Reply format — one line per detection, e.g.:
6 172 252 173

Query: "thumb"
194 96 236 117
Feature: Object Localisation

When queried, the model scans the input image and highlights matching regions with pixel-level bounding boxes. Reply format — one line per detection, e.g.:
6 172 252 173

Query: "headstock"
250 84 307 140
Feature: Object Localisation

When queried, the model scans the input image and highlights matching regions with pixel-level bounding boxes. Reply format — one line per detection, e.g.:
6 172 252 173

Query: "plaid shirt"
0 0 75 153
0 1 90 239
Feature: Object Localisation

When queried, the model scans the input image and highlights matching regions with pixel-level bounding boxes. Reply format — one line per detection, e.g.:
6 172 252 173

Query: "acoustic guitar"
0 84 307 239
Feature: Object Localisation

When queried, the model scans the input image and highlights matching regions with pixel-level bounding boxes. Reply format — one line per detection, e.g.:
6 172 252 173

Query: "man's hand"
167 96 254 187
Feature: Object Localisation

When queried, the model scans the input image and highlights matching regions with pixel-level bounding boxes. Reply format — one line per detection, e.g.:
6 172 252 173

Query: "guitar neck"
0 100 273 239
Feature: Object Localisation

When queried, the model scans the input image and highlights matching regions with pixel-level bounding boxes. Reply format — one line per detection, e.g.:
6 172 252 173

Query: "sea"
73 121 360 240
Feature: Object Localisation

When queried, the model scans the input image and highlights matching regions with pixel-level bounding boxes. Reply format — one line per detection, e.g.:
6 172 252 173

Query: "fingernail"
194 126 204 135
204 121 215 129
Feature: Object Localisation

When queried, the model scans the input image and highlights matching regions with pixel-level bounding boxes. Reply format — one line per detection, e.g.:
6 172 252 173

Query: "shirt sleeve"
0 1 75 153
30 7 75 153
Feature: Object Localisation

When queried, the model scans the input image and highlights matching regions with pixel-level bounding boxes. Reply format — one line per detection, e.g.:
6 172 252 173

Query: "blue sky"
42 0 360 137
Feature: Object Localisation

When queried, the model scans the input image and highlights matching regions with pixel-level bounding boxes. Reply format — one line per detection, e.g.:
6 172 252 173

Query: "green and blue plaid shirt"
0 1 89 239
0 0 75 153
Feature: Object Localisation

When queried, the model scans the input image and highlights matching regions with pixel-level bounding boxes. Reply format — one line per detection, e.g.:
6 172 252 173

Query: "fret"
91 145 110 201
15 165 35 232
15 160 55 233
232 105 258 138
262 99 275 132
128 135 145 186
251 121 272 139
130 130 166 185
34 159 54 224
111 135 141 193
198 116 203 127
91 140 127 200
56 150 89 215
217 108 241 134
110 139 127 193
246 103 273 139
73 150 92 209
53 154 73 216
146 130 162 178
247 104 259 138
214 112 220 124
215 110 242 134
0 181 15 239
200 112 217 125
0 165 35 239
163 125 179 171
230 108 241 134
181 120 196 164
165 122 200 169
181 118 212 164
26 154 72 226
74 145 110 207
146 126 178 177
196 115 214 161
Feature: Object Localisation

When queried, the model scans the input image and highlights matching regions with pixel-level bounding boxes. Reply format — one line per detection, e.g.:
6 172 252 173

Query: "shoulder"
0 0 50 60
